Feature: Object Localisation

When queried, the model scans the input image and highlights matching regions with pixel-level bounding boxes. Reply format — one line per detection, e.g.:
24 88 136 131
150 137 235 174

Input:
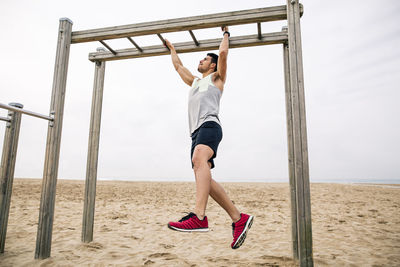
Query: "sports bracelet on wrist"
223 31 230 37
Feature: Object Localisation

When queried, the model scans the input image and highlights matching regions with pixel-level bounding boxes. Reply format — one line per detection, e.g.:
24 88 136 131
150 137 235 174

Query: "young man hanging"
164 26 253 249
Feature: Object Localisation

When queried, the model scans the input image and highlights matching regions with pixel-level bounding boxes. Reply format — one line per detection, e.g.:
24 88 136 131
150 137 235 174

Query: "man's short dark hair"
207 53 218 72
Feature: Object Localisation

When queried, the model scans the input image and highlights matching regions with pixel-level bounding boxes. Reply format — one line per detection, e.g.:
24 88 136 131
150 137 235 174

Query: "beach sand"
0 179 399 266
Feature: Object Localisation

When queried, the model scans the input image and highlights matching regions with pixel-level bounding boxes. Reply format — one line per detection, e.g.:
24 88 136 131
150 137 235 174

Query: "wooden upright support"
286 1 313 266
82 49 106 243
0 103 23 253
282 28 299 261
35 18 72 259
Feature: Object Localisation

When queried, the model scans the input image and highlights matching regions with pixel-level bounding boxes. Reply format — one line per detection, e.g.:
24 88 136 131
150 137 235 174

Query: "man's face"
198 56 214 73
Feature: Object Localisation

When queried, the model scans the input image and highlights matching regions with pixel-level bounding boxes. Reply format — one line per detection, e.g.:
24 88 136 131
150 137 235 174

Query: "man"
165 26 253 249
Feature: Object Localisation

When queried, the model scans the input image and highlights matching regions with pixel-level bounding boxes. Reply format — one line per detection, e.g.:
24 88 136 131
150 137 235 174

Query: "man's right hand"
165 38 195 86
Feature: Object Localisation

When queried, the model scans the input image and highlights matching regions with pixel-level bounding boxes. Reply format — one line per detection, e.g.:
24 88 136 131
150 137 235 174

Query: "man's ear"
211 62 217 71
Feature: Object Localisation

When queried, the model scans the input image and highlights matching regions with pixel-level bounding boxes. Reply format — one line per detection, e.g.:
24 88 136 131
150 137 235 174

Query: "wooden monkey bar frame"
0 1 313 266
76 4 303 61
71 5 292 43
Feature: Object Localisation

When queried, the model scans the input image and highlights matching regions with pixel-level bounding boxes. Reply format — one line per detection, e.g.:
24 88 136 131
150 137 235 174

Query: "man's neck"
202 70 214 78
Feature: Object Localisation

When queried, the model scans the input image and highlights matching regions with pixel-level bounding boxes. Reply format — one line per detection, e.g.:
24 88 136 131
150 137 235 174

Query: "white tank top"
188 73 222 135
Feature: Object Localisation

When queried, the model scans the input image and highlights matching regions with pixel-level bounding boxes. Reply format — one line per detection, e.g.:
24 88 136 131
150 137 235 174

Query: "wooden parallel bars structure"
0 1 313 266
0 103 54 254
0 103 23 254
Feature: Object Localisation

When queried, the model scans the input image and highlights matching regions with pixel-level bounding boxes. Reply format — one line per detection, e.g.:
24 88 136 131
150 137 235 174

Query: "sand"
0 179 399 266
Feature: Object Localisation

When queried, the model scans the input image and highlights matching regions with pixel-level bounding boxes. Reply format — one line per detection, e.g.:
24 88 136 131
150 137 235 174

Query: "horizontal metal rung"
0 103 53 121
189 30 199 46
0 116 11 122
99 40 117 55
127 37 143 52
156 33 169 51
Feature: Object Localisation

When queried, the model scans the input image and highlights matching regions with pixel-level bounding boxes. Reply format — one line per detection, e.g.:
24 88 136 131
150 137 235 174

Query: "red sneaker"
168 212 209 232
231 213 254 249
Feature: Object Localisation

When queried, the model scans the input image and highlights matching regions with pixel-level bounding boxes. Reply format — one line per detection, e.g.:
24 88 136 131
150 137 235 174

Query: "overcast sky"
0 0 399 183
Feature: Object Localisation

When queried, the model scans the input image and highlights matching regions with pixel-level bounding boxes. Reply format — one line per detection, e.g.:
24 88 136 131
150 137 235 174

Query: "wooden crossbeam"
89 31 287 62
72 5 303 44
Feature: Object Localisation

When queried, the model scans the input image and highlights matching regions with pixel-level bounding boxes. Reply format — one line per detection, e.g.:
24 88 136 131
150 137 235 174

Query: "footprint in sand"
144 252 191 266
144 259 155 265
82 242 104 251
160 243 175 249
101 225 112 232
148 252 178 260
258 255 295 265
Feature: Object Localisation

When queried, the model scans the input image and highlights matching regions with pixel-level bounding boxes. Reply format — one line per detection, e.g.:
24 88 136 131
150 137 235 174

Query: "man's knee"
192 145 213 171
192 154 208 171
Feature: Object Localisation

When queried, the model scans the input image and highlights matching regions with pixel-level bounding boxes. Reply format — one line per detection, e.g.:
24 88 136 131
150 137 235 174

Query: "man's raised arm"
215 26 229 83
165 39 195 86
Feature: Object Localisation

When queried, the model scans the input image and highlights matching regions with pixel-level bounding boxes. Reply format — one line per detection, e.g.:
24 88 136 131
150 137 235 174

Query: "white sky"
0 0 399 183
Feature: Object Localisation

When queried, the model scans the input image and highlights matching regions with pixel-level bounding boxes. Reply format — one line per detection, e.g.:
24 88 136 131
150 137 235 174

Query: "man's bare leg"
192 144 213 220
209 179 241 222
192 144 241 222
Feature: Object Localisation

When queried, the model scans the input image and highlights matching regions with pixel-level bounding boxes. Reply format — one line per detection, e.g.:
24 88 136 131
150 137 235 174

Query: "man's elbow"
219 50 228 58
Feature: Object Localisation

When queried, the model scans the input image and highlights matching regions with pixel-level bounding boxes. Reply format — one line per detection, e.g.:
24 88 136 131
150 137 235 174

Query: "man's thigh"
192 144 214 161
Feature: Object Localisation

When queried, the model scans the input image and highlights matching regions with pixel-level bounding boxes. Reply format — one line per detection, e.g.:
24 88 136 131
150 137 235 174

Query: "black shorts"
191 121 223 169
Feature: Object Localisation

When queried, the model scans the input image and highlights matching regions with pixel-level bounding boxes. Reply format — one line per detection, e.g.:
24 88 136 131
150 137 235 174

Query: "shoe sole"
232 215 254 249
167 223 209 232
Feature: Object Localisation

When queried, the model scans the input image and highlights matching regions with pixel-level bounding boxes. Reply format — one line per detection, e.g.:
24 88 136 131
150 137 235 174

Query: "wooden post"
282 27 299 261
35 18 72 259
286 1 313 266
82 49 106 243
0 103 23 253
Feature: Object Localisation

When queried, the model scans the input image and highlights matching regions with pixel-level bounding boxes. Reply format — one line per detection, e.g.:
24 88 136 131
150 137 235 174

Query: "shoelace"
179 212 196 222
